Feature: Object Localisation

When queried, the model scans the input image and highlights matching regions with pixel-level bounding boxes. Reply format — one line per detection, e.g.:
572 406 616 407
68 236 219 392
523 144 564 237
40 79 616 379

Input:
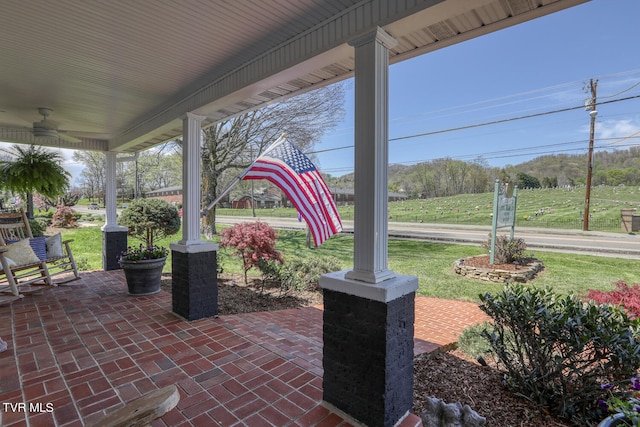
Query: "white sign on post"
490 180 518 264
497 194 516 229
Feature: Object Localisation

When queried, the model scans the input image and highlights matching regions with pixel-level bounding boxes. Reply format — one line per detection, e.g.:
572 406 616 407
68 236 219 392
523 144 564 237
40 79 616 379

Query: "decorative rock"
421 397 486 427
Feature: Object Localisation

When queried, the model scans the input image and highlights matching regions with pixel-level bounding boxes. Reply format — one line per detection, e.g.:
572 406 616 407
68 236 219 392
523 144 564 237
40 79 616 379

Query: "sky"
312 0 640 177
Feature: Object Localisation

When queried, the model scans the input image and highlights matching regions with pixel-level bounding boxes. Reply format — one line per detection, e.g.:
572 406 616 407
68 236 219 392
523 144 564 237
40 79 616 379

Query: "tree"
444 158 470 196
197 82 346 235
0 145 71 218
516 172 541 189
38 190 83 209
467 162 490 194
118 198 181 247
137 149 181 192
219 221 284 284
73 151 105 202
412 162 439 198
119 147 182 197
541 176 558 188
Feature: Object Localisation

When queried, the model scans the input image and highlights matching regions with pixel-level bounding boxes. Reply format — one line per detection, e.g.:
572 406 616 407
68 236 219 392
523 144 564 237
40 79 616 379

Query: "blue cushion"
29 236 47 261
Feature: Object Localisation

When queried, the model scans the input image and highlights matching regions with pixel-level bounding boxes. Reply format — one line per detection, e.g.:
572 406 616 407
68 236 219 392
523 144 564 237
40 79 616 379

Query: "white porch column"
171 112 216 252
344 27 397 284
102 152 120 230
101 151 128 270
320 27 419 427
170 112 218 321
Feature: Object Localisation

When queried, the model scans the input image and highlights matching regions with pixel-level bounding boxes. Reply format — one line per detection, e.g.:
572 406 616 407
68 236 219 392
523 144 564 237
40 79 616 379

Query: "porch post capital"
349 27 397 50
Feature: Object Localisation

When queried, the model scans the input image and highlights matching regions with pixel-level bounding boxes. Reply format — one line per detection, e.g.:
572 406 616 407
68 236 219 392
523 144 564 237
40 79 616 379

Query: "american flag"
242 137 342 246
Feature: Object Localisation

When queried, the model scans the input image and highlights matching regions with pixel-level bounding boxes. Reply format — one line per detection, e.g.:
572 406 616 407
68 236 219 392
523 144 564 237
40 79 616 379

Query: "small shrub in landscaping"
28 218 47 237
51 206 78 228
482 233 527 264
258 256 341 294
37 210 54 219
479 284 640 425
289 256 341 289
457 322 493 360
258 259 299 293
220 221 284 284
587 280 640 318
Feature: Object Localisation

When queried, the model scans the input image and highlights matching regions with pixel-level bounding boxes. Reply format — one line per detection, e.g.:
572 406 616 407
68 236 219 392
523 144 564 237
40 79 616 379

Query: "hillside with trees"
324 147 640 197
73 135 640 206
509 147 640 188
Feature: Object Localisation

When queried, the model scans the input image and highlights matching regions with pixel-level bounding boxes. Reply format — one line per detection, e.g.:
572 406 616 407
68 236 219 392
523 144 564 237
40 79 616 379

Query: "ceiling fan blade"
58 132 82 143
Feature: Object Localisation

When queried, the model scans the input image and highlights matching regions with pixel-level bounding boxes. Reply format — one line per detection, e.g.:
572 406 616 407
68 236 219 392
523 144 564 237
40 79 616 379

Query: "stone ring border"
454 256 544 283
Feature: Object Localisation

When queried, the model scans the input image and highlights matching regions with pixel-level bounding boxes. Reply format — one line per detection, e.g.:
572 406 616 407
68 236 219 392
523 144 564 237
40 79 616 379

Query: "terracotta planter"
119 257 166 296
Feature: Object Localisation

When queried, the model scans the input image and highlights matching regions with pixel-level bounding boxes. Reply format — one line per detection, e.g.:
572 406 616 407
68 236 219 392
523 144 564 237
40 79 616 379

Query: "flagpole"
201 133 287 215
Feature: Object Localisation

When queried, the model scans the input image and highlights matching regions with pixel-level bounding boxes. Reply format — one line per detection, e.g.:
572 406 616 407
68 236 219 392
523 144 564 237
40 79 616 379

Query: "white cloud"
595 118 640 146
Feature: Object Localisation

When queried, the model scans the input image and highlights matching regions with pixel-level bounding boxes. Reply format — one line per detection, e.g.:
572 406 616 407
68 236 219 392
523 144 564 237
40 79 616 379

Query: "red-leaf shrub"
219 222 284 284
587 280 640 318
51 205 78 228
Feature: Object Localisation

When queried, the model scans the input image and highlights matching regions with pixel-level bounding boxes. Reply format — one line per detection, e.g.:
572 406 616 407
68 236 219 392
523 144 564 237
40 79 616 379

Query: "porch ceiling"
0 0 588 153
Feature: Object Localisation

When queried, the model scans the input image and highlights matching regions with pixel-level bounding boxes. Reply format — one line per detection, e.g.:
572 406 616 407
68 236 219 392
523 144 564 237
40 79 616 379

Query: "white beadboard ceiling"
0 0 588 153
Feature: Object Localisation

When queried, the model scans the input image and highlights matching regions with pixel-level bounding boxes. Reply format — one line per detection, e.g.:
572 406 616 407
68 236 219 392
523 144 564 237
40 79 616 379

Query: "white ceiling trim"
109 0 448 151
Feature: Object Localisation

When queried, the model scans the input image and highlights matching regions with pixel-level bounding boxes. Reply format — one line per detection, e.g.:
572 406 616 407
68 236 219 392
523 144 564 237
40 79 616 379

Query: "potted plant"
118 199 181 295
598 378 640 427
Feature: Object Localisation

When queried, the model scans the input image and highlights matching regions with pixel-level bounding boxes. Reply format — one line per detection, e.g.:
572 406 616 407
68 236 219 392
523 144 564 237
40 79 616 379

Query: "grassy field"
61 224 640 302
218 185 640 232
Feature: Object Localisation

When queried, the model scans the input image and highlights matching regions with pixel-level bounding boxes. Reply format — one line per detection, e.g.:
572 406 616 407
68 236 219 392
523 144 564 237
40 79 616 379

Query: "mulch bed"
461 254 539 271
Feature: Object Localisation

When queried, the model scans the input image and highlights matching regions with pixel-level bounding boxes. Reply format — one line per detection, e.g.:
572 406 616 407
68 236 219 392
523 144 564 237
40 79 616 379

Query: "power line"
318 136 640 175
309 94 640 158
387 71 640 127
389 94 640 143
321 138 638 173
600 80 640 99
311 75 640 157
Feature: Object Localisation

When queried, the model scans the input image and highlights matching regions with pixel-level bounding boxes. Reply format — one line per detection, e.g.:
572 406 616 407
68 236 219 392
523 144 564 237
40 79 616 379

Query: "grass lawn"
61 224 640 302
218 185 640 232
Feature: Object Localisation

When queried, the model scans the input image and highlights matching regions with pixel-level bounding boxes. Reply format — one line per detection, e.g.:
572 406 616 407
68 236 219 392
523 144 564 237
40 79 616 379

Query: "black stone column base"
171 249 218 321
102 229 128 271
320 272 418 427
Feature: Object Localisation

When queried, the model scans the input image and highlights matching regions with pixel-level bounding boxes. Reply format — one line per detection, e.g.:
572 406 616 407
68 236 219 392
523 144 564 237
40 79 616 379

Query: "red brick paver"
0 271 487 426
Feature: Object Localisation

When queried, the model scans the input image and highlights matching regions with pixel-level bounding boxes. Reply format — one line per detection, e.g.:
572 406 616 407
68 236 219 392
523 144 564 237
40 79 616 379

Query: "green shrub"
482 233 527 263
479 284 640 425
37 210 54 219
258 259 298 293
29 218 47 237
258 255 341 294
457 322 493 360
289 256 341 288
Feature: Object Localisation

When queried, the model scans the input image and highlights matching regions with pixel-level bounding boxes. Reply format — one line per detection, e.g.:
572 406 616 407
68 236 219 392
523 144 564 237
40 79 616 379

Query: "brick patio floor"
0 270 487 426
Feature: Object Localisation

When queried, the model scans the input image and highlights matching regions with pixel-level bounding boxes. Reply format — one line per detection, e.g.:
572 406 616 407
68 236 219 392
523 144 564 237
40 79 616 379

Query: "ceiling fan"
30 107 82 143
0 107 83 143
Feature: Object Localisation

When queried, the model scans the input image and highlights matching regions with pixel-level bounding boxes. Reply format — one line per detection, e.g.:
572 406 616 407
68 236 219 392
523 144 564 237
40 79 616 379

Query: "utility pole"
583 79 598 231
